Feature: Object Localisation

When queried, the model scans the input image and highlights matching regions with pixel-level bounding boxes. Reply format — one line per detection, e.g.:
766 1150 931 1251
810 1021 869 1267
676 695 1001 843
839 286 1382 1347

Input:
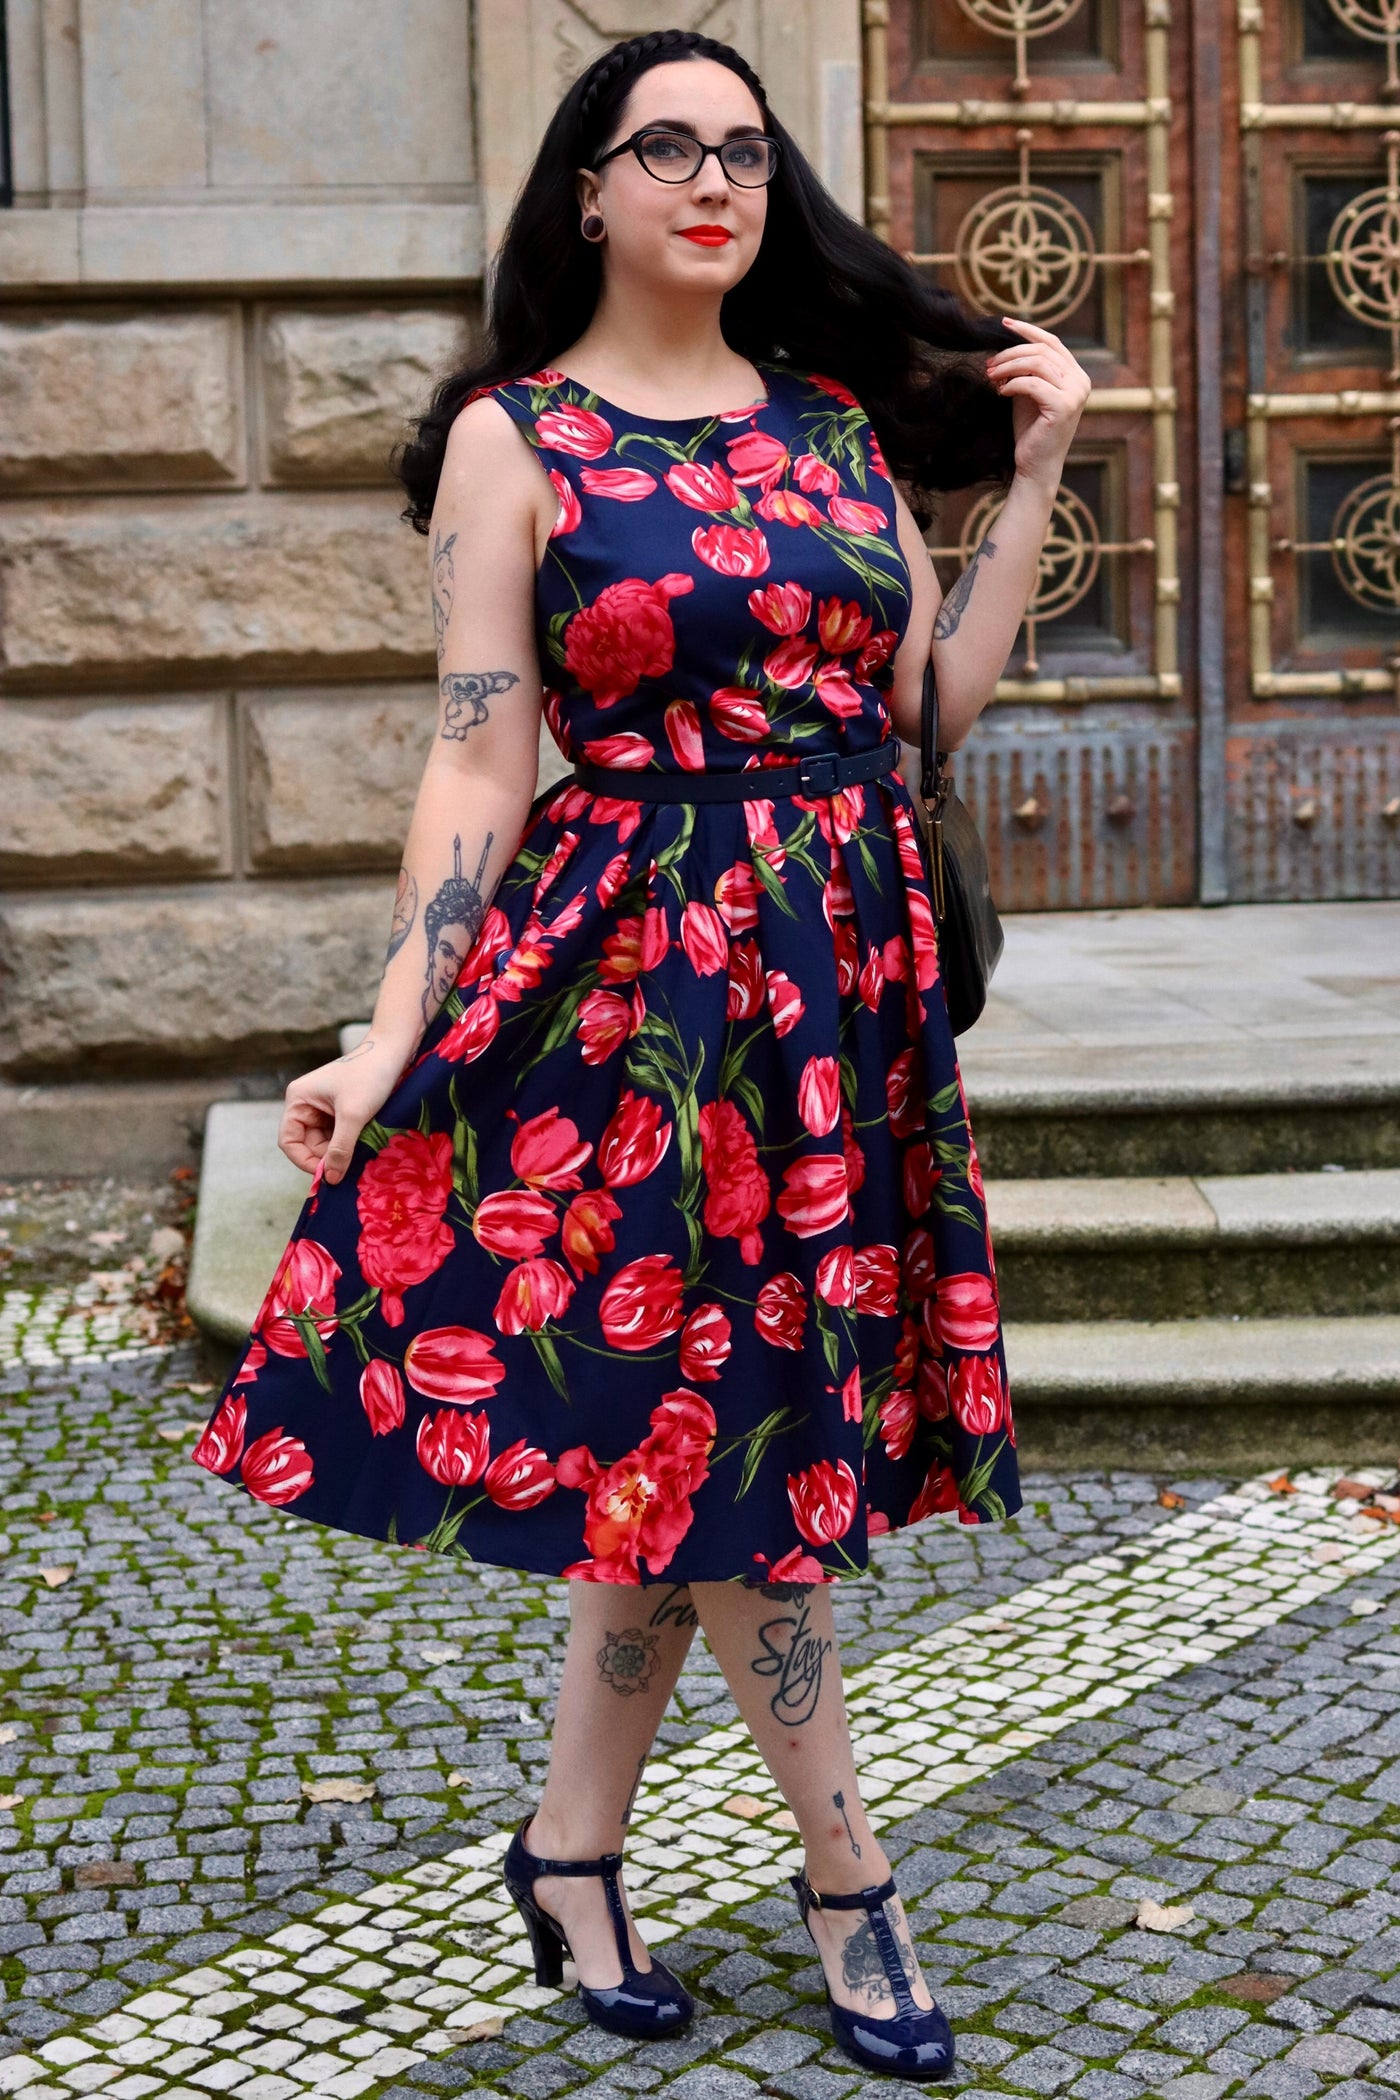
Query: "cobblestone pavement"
2 1340 1399 2100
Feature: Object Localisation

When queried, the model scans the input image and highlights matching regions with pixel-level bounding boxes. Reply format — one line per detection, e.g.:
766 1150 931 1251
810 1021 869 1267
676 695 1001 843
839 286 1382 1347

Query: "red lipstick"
678 225 733 246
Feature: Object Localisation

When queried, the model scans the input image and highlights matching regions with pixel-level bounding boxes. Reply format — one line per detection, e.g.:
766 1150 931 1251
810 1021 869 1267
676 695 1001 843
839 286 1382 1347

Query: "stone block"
0 497 432 687
241 688 568 871
0 697 229 879
204 1 472 191
80 0 207 193
0 878 391 1077
0 309 243 491
242 685 432 870
260 307 467 486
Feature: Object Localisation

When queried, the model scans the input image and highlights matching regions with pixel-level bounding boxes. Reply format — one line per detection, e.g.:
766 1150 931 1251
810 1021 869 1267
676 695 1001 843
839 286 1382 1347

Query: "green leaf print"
287 1310 333 1394
730 1071 767 1140
928 1080 963 1121
854 831 883 894
839 1052 859 1108
528 1329 571 1402
358 1119 396 1154
448 1076 479 1206
958 1438 1010 1513
653 804 696 880
417 1098 433 1138
750 845 799 919
710 1407 808 1499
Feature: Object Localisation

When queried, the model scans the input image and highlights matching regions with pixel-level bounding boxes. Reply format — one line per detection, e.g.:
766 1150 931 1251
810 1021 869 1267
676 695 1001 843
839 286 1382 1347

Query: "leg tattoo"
833 1788 862 1858
596 1626 661 1696
750 1584 832 1727
647 1584 699 1630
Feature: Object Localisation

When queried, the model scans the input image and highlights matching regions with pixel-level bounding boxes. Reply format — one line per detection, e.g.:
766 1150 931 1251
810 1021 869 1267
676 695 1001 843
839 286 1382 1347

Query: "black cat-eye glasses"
590 126 781 188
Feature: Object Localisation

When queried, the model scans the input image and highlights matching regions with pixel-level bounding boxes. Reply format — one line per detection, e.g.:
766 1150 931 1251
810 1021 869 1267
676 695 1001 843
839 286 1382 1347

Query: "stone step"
988 1168 1400 1321
961 1035 1400 1179
1005 1315 1400 1472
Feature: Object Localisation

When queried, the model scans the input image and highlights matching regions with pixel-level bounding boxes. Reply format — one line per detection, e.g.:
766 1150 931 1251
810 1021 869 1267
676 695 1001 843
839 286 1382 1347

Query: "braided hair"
396 30 1015 533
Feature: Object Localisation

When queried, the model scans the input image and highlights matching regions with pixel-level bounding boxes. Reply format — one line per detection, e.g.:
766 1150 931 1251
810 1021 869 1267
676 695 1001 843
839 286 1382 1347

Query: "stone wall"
0 0 864 1160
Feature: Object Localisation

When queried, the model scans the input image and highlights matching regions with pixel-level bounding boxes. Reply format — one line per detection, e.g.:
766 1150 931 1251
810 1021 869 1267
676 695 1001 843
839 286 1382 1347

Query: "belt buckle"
796 750 840 795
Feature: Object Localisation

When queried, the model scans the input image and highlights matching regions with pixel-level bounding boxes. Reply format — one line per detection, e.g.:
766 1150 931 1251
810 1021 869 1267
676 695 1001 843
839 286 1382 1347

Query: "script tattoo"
750 1585 832 1727
833 1788 862 1859
440 667 520 742
421 831 493 1026
431 529 456 665
933 531 997 639
596 1626 661 1696
647 1584 699 1630
386 865 418 966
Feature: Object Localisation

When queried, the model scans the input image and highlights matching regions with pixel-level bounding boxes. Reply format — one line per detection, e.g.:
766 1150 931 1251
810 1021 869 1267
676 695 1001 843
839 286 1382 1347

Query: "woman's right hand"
279 1035 414 1184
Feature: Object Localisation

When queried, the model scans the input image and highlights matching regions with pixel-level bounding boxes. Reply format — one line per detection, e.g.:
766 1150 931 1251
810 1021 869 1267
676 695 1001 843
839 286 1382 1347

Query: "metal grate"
1226 721 1400 900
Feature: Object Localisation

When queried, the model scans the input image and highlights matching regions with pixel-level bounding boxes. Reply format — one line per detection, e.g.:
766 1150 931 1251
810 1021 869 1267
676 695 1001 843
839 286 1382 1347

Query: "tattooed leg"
527 1579 697 1991
688 1579 935 2018
420 832 493 1027
933 531 997 639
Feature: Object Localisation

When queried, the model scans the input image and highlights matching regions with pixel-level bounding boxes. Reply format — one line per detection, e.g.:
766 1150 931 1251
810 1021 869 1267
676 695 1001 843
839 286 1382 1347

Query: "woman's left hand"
985 317 1092 492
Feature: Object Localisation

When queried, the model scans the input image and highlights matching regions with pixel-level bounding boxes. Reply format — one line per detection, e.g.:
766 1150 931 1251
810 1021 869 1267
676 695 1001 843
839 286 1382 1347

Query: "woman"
191 25 1088 2082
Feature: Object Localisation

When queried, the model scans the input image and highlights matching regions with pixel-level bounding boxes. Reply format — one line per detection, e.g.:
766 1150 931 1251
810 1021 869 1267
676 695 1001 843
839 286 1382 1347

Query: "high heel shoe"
791 1864 954 2081
502 1812 693 2038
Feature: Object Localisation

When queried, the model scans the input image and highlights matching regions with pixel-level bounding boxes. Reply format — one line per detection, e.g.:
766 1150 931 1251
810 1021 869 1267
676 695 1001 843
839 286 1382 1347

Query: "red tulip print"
359 1359 405 1436
560 1187 623 1279
240 1429 313 1506
776 1154 850 1238
755 1272 806 1351
692 523 771 578
404 1326 506 1404
472 1189 560 1259
788 1458 858 1546
679 1301 732 1382
598 1091 672 1187
509 1108 592 1191
798 1055 841 1136
484 1438 557 1510
494 1257 576 1334
598 1254 686 1350
193 1394 245 1474
417 1407 490 1488
254 1239 341 1359
934 1273 1001 1352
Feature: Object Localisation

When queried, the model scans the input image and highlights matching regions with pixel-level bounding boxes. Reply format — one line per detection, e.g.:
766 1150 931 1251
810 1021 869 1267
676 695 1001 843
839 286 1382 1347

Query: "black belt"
570 740 901 804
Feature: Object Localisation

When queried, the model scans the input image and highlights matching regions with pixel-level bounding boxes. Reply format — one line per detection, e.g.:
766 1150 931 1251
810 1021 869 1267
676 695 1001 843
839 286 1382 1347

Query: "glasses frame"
589 125 782 189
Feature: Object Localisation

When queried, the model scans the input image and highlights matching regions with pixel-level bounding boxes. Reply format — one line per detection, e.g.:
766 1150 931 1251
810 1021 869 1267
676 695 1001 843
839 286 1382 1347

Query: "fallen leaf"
1350 1597 1385 1616
38 1566 74 1587
445 1771 470 1790
75 1860 138 1888
771 1808 800 1830
419 1644 462 1665
1157 1489 1186 1510
300 1778 376 1803
720 1793 768 1820
1220 1971 1289 2004
36 1513 57 1523
156 1428 186 1443
1312 1541 1350 1564
0 1727 15 1745
1333 1477 1375 1501
0 1794 21 1811
175 1382 213 1396
1136 1897 1195 1933
1265 1473 1297 1496
446 2017 503 2042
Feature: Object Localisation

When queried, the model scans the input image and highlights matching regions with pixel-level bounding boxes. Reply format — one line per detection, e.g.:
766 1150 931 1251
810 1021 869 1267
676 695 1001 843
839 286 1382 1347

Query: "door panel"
867 0 1400 904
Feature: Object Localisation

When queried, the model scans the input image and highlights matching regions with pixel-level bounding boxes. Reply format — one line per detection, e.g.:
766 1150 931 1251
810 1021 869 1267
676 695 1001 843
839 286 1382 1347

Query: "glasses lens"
720 137 778 185
637 130 703 180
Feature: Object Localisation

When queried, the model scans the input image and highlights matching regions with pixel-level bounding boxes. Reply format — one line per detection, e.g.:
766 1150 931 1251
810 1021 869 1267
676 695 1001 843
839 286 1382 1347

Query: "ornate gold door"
865 0 1400 905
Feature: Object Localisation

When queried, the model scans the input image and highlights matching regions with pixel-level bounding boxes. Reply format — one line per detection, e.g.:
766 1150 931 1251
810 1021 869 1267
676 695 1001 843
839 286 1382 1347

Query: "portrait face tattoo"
421 831 494 1023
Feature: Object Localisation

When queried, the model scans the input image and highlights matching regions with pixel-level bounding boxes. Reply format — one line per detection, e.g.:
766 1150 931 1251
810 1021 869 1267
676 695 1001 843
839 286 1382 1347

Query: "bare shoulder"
440 389 538 487
436 389 555 566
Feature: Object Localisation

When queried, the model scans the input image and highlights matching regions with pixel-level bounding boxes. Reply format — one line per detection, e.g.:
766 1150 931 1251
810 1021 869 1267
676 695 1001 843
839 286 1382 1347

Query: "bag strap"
919 657 949 920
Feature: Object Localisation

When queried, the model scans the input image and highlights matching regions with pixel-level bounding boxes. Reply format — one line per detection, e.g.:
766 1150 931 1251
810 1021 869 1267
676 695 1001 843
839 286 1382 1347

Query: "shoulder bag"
909 657 1004 1034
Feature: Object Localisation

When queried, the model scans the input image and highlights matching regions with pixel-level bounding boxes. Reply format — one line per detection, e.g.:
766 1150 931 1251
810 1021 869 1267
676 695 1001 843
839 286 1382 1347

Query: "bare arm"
280 395 551 1181
885 319 1091 753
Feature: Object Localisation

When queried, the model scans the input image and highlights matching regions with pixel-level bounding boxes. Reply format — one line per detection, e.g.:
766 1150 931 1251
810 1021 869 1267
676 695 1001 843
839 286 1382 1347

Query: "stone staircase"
961 901 1400 1471
189 903 1400 1472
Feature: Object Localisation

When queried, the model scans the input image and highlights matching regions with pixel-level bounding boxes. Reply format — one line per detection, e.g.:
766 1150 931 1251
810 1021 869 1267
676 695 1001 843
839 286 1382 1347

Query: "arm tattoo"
647 1583 699 1630
440 668 520 742
833 1788 862 1858
421 831 494 1025
750 1585 832 1727
385 865 418 966
933 532 997 639
432 530 456 666
596 1626 661 1695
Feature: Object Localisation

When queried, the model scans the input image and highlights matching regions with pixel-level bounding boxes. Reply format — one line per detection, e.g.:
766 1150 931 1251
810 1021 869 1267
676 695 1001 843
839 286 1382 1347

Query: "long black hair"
396 27 1016 533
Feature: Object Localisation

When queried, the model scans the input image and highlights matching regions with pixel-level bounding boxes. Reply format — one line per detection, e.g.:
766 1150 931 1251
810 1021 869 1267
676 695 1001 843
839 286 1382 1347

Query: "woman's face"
579 58 770 296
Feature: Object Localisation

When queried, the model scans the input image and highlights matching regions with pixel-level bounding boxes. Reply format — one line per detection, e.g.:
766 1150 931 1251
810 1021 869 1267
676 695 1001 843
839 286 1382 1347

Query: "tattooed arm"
884 320 1091 752
278 394 550 1183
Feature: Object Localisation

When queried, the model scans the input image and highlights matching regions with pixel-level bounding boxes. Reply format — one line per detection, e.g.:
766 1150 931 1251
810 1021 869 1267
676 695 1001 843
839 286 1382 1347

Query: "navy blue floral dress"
192 357 1020 1584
